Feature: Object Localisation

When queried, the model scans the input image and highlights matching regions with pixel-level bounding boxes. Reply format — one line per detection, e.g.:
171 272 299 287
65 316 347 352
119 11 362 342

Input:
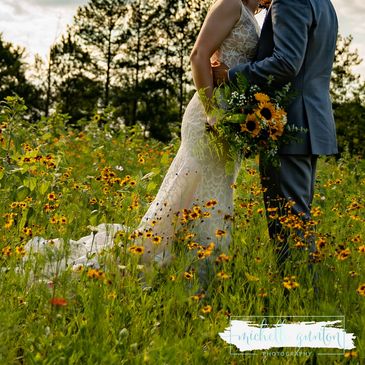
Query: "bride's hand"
206 115 217 127
211 61 229 87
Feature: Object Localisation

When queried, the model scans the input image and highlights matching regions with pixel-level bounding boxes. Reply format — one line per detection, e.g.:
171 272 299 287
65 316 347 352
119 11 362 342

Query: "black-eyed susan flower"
128 245 144 255
215 253 230 263
152 235 162 245
15 246 26 256
10 202 18 209
184 232 195 240
192 205 202 214
336 248 351 261
191 293 205 301
358 245 365 253
2 246 12 257
349 271 358 278
344 351 358 359
201 305 212 314
351 235 362 243
22 227 33 236
50 216 58 224
215 229 226 238
217 271 230 280
59 216 67 225
283 276 299 290
188 242 201 250
205 199 218 208
48 192 57 201
189 211 200 220
245 272 260 282
257 288 268 297
87 268 99 279
170 275 176 281
183 271 194 280
144 230 153 239
356 283 365 297
5 219 14 229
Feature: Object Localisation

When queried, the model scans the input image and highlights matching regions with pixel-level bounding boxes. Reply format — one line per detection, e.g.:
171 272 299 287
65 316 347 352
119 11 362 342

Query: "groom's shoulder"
272 0 312 12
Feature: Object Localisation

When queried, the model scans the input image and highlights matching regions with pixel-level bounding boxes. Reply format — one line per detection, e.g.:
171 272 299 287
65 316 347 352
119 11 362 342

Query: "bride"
25 0 264 275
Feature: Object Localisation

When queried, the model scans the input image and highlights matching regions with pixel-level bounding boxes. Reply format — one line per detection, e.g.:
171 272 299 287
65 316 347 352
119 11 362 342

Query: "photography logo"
219 316 356 356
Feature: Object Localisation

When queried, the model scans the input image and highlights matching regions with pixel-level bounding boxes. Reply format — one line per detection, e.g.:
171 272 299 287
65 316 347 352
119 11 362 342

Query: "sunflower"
240 113 261 137
268 120 285 140
257 101 277 121
254 92 270 103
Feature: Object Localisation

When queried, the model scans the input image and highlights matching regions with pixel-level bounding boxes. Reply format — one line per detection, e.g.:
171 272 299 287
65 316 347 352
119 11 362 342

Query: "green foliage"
330 35 365 157
333 100 365 156
0 34 42 118
1 97 365 364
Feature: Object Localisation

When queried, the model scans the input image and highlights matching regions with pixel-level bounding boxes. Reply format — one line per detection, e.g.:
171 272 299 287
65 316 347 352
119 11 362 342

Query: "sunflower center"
261 107 272 120
246 120 257 132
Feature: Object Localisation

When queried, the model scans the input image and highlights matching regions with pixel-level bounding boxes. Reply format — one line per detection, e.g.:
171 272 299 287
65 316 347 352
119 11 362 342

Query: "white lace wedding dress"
25 3 260 275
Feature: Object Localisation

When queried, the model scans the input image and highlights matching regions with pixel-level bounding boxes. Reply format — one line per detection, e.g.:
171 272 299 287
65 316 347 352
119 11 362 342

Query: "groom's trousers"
259 154 318 268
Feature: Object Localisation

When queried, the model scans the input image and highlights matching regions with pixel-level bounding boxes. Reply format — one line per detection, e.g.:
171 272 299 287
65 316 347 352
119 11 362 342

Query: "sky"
1 0 364 78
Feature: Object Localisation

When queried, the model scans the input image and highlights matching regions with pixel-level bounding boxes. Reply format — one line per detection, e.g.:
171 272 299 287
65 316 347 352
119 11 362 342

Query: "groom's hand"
211 61 229 87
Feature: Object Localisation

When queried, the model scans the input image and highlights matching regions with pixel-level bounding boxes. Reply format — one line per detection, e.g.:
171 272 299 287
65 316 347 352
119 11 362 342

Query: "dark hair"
258 0 271 10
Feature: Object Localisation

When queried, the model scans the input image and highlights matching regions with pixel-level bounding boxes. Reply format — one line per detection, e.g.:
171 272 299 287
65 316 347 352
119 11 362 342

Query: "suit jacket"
229 0 338 155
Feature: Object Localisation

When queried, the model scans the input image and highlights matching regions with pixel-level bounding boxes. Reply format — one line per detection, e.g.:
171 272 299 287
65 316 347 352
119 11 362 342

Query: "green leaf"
160 153 170 166
147 181 157 193
17 186 29 201
23 177 37 191
39 181 50 195
89 211 99 226
19 209 29 230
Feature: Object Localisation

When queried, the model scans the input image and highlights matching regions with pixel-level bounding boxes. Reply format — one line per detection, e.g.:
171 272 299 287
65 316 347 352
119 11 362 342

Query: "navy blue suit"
229 0 338 265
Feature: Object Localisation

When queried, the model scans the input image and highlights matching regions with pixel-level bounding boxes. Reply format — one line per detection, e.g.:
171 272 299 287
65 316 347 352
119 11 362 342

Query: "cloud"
20 0 87 8
0 0 364 77
332 0 365 77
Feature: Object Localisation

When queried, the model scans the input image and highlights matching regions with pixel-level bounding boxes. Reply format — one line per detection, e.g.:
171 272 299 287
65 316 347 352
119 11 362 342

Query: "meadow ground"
0 97 364 364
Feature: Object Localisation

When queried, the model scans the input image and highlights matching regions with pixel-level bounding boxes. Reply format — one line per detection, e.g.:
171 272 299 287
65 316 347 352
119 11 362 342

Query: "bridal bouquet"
207 74 306 166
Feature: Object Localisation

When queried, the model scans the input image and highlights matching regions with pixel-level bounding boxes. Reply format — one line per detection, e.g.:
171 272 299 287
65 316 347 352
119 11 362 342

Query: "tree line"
0 0 364 153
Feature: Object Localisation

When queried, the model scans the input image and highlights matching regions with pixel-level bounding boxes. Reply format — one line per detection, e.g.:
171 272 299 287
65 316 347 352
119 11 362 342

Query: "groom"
213 0 338 268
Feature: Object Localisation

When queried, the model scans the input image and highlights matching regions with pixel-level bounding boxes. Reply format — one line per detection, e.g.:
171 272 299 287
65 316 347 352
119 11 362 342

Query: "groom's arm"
229 0 313 85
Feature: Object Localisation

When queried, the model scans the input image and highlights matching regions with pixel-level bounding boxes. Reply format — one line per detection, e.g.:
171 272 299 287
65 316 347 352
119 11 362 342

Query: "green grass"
0 97 364 364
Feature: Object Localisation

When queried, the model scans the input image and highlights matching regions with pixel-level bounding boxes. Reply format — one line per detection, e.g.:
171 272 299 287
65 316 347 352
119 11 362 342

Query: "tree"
51 32 102 123
331 35 363 104
73 0 129 108
330 35 365 156
0 33 41 117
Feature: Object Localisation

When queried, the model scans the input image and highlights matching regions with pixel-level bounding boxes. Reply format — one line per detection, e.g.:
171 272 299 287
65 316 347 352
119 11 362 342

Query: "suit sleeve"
228 0 313 85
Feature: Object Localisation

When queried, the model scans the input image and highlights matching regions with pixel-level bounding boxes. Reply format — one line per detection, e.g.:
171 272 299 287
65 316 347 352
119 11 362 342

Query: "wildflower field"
0 97 364 364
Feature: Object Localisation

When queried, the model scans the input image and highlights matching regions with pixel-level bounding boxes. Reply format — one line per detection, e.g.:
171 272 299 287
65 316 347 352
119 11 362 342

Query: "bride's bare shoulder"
208 0 242 17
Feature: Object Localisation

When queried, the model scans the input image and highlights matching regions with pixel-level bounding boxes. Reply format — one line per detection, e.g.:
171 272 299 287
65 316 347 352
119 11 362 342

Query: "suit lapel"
255 6 274 60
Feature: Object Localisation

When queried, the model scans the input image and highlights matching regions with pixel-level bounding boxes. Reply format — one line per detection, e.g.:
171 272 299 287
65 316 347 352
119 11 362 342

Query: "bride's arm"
190 0 242 112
